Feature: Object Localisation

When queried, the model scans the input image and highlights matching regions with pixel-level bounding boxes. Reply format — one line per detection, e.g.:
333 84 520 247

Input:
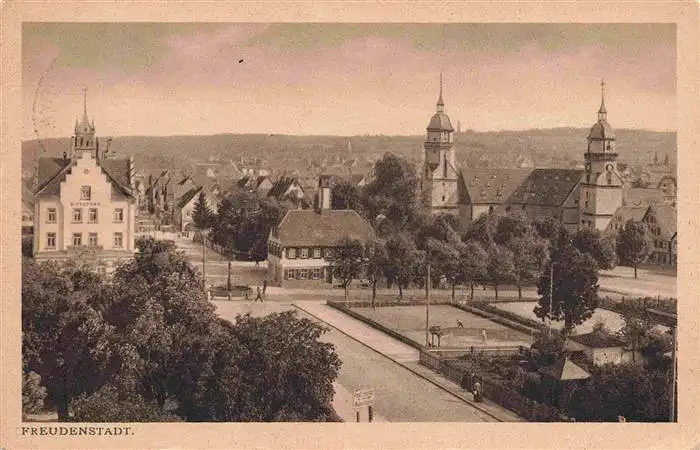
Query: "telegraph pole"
425 263 431 347
670 323 677 422
549 262 554 336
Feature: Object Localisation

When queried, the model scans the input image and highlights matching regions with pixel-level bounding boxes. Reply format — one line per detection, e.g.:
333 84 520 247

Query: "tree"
509 234 549 299
425 238 461 301
534 244 599 334
486 244 515 300
328 237 367 300
22 356 47 418
331 180 361 211
462 213 494 247
573 228 617 270
459 240 488 301
363 153 420 233
192 191 213 231
365 238 388 308
71 384 182 422
533 215 561 245
617 307 654 364
617 219 652 279
384 233 420 299
22 260 116 420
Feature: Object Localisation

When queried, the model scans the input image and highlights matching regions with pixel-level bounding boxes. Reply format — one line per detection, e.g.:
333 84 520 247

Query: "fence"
418 348 570 422
598 295 677 315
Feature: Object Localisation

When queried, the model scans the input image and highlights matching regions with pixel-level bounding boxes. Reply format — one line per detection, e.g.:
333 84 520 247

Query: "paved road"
213 300 495 422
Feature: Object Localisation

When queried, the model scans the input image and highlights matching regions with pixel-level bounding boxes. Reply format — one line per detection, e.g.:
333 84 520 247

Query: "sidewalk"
295 302 524 422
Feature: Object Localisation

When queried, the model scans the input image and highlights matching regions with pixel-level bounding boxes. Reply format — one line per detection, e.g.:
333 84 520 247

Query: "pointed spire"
83 87 88 121
598 79 607 121
436 70 445 113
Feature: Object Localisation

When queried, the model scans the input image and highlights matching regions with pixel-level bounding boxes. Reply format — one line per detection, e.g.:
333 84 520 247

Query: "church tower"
580 80 623 230
72 88 97 159
422 73 458 215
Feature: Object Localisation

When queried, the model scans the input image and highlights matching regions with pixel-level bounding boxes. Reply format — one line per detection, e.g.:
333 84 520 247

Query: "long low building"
267 176 375 287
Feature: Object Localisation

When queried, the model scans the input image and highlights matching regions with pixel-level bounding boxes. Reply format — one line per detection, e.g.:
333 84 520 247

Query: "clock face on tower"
605 164 614 172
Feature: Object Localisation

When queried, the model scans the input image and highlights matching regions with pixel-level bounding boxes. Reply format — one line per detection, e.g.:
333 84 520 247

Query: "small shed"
538 357 591 409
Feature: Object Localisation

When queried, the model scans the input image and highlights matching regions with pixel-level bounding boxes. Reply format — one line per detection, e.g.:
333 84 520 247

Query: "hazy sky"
23 23 676 139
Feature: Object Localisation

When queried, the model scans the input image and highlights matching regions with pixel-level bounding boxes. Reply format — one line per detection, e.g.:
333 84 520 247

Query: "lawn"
351 305 535 348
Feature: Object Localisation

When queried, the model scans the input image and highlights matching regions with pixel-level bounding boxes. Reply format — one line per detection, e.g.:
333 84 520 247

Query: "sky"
22 23 676 140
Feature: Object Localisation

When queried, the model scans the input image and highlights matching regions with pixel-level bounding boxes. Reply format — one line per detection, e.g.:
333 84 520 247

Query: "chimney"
318 175 332 212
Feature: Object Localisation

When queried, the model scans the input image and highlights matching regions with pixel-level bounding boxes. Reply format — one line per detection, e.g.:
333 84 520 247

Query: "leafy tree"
363 153 420 233
529 331 567 367
365 238 388 307
509 234 549 299
384 233 420 299
616 307 654 364
221 311 342 421
22 356 47 418
328 237 367 300
459 240 488 301
331 179 361 211
192 191 213 231
462 213 495 247
573 228 617 270
71 384 182 422
534 244 599 334
617 219 652 279
425 238 461 301
533 215 561 245
486 244 515 300
22 260 117 421
493 210 530 246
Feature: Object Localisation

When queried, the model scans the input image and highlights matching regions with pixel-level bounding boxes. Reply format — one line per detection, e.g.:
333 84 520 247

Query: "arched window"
488 205 494 213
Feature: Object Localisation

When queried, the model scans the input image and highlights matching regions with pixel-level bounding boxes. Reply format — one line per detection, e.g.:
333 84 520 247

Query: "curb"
293 303 520 423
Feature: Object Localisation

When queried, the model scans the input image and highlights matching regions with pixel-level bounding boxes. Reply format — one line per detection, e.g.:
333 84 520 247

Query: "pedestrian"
262 279 268 296
457 320 464 328
255 286 263 302
481 329 487 345
473 380 483 402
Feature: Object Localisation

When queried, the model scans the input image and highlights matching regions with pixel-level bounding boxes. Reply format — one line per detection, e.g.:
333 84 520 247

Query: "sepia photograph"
2 4 699 449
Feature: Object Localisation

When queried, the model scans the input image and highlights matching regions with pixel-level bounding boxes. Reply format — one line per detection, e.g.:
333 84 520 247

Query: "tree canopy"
617 219 652 279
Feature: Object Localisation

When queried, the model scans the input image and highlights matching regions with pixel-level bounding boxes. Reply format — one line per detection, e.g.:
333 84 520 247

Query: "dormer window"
81 185 92 200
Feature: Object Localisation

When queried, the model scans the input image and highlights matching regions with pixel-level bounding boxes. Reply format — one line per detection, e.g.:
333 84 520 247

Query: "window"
285 268 296 280
288 248 296 259
47 208 57 223
300 248 309 259
113 208 124 222
113 232 123 248
312 268 322 280
299 269 308 280
606 173 613 185
72 233 82 247
324 248 333 259
46 232 56 249
72 208 82 223
88 208 98 223
96 266 107 275
586 174 590 183
313 248 321 258
88 232 98 247
80 185 92 200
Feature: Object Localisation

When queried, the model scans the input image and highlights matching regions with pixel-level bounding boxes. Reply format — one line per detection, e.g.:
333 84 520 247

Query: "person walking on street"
262 279 268 297
481 329 487 346
255 286 263 302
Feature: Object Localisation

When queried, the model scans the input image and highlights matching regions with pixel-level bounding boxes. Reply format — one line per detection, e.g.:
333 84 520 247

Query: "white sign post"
352 388 375 422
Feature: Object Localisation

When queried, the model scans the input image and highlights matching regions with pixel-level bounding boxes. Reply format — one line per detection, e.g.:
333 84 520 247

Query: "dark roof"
458 168 532 204
36 156 133 198
588 119 616 140
644 204 676 238
568 331 626 348
610 206 648 225
176 187 202 209
506 169 583 206
255 175 271 189
538 357 591 381
427 112 454 132
622 188 663 207
274 209 375 247
268 176 304 200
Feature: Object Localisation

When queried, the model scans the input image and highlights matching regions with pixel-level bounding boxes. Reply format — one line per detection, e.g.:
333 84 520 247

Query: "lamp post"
425 262 431 347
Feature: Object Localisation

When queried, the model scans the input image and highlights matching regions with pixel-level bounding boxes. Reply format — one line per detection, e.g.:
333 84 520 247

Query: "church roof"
427 112 454 132
36 156 133 198
588 120 616 140
273 209 375 247
506 169 583 206
458 168 532 204
622 187 663 207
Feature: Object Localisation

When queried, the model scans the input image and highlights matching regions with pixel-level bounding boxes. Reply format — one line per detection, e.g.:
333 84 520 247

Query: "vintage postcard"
1 2 699 449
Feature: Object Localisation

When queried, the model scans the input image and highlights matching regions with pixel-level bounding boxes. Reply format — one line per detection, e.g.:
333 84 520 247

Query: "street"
213 300 497 422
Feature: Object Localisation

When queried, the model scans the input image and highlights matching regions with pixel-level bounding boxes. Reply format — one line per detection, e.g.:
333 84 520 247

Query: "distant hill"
22 129 676 180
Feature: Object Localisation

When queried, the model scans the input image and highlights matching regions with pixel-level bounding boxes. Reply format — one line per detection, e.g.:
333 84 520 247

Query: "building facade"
267 180 375 287
422 78 624 232
33 93 137 274
421 73 459 215
641 204 677 267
